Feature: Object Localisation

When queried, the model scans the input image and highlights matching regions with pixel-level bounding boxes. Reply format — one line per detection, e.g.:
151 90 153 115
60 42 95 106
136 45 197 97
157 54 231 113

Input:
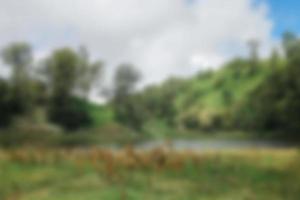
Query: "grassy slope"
86 102 114 127
74 98 114 127
173 60 275 124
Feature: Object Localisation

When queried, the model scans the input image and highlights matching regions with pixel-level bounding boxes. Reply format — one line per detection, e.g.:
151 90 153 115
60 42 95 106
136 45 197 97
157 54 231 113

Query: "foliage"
113 64 140 100
236 36 300 133
1 42 34 114
44 48 102 130
0 79 14 127
112 64 142 130
1 32 300 136
75 46 103 99
48 97 92 130
127 33 300 135
133 57 270 132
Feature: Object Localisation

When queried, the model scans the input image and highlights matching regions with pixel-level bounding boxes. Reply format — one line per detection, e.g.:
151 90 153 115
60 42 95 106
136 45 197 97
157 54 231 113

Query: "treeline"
1 32 300 136
0 43 140 131
115 32 300 135
236 32 300 132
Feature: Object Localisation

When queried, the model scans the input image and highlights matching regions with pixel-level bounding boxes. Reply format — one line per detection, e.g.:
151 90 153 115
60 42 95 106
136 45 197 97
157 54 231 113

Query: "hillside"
159 58 283 130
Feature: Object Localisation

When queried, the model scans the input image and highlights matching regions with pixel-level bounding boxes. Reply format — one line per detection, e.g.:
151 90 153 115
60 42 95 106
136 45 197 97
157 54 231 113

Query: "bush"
48 97 92 131
0 80 13 127
181 114 201 130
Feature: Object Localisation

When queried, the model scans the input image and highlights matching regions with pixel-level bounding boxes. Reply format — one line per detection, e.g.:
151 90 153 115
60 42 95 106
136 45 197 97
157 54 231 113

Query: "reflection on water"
134 140 297 151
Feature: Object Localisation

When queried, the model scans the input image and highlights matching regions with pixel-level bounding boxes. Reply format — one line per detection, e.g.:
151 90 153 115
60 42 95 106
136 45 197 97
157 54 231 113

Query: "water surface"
133 139 297 151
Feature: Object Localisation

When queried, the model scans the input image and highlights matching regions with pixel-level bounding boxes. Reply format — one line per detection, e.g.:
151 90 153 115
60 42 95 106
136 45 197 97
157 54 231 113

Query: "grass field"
1 147 300 200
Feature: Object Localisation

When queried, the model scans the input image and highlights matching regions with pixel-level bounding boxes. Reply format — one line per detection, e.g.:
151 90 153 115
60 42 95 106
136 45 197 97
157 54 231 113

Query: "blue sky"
0 0 294 97
187 0 299 39
262 0 300 38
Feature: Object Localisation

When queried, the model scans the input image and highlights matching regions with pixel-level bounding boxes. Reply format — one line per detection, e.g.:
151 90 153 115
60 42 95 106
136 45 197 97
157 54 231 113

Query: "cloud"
0 0 273 88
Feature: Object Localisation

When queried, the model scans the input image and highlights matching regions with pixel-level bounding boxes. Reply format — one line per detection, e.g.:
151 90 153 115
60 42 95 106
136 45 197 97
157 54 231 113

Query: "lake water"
132 139 298 151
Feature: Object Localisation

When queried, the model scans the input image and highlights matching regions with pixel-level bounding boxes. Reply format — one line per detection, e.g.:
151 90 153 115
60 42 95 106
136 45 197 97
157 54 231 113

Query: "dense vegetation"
118 32 300 138
0 32 300 142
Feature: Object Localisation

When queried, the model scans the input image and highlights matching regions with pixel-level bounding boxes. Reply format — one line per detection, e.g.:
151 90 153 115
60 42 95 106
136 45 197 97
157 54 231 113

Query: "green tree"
270 48 280 69
0 79 13 127
76 46 103 100
282 31 297 57
155 78 182 125
237 33 300 134
112 64 141 129
45 48 100 130
113 64 140 100
45 48 79 98
247 39 260 74
1 42 33 113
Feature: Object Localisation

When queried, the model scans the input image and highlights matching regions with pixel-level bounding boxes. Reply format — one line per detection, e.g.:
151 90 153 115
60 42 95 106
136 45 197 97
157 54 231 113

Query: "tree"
44 48 98 130
2 42 32 74
0 79 13 127
113 64 140 101
270 48 280 69
282 31 297 57
222 88 233 105
45 48 79 98
75 46 103 100
112 64 141 129
1 42 33 113
237 33 300 134
154 78 182 125
247 39 260 74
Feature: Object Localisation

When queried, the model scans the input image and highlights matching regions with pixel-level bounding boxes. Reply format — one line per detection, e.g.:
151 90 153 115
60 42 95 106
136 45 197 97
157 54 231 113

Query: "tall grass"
0 147 299 199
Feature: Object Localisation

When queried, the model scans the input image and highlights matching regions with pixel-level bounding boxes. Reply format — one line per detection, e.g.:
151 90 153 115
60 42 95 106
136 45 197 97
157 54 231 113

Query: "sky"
0 0 299 101
262 0 300 38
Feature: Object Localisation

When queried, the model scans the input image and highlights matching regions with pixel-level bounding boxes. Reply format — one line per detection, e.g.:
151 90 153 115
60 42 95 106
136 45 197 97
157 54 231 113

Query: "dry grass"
1 147 298 172
1 147 300 200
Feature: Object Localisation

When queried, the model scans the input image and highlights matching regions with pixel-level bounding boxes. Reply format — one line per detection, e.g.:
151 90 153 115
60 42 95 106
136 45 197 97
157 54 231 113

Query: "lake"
132 139 298 151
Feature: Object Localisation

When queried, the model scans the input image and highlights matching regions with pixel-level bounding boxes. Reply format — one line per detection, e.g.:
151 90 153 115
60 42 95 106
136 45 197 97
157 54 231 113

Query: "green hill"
154 58 284 130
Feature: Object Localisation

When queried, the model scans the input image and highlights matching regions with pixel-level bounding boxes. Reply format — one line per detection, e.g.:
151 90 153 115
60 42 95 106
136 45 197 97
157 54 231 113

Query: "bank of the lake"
0 147 299 200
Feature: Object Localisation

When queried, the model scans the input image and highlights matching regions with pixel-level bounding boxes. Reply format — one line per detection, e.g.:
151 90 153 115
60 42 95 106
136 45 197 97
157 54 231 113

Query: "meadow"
1 147 300 200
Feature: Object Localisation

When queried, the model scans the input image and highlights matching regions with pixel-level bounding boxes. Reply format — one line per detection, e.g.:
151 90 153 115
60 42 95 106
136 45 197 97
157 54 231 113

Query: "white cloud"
0 0 273 89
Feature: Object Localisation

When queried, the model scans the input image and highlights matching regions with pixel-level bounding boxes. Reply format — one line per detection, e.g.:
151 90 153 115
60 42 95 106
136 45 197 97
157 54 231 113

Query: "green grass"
0 148 299 200
86 103 114 127
74 99 114 127
172 60 275 128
